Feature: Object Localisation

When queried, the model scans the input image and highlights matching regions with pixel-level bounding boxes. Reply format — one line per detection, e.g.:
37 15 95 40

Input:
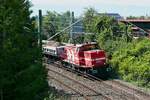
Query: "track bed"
46 62 150 100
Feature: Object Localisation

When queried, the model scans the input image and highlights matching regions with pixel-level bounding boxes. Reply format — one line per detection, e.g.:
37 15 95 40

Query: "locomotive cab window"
82 44 99 51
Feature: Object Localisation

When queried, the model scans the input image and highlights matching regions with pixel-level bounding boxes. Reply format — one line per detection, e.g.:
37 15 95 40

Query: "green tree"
83 7 97 33
84 34 95 42
42 11 70 42
91 15 132 54
42 11 58 39
111 38 150 87
82 7 149 88
0 0 48 100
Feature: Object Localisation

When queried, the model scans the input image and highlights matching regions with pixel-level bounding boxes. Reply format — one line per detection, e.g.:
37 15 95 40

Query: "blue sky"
30 0 150 17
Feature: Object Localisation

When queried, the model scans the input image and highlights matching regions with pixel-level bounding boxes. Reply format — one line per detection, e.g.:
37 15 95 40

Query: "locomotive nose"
84 50 106 68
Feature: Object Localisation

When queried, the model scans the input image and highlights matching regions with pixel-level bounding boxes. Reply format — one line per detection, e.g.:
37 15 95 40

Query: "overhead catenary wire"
47 18 83 40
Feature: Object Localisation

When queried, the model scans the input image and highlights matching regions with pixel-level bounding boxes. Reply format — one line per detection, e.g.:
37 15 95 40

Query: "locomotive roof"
42 40 97 48
76 42 97 47
42 40 64 47
65 42 98 48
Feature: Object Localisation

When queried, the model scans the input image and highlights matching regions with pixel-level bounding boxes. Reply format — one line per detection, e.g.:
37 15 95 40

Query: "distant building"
120 19 150 37
71 13 124 37
98 13 123 20
72 20 84 34
72 13 123 34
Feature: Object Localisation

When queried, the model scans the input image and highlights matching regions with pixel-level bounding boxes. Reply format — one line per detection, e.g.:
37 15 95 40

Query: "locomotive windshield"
81 44 99 51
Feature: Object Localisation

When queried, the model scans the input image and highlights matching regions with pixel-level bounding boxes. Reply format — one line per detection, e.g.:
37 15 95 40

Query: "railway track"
47 64 112 100
46 62 131 100
48 75 90 100
45 61 150 100
105 80 150 100
71 67 150 100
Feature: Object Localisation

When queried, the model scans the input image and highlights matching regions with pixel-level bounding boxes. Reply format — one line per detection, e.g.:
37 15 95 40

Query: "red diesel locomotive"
43 40 110 75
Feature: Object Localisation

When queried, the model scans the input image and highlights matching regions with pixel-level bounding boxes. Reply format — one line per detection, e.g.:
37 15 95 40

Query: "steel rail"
109 80 150 100
50 62 130 99
48 62 148 100
47 65 112 100
48 75 90 100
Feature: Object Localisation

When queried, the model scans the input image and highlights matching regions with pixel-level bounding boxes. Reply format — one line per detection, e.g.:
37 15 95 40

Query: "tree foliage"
83 7 97 33
83 8 149 88
111 38 150 87
95 16 132 54
0 0 48 100
42 11 71 42
82 8 132 54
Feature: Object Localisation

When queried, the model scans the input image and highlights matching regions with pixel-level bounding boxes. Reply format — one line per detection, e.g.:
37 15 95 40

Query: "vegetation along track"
45 61 150 100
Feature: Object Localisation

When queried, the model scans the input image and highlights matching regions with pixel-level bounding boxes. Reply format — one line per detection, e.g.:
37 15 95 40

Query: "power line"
47 18 83 40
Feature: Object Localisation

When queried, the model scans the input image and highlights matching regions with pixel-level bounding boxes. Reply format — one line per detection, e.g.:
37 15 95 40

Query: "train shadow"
94 69 120 80
91 65 120 80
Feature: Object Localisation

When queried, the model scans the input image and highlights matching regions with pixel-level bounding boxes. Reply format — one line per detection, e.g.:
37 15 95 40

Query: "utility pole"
38 10 42 47
69 11 74 43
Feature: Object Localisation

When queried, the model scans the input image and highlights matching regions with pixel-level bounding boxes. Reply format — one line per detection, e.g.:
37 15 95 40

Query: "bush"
82 8 150 88
111 38 150 87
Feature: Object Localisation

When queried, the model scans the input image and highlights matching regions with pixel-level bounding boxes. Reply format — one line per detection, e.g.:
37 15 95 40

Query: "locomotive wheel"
71 64 76 70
